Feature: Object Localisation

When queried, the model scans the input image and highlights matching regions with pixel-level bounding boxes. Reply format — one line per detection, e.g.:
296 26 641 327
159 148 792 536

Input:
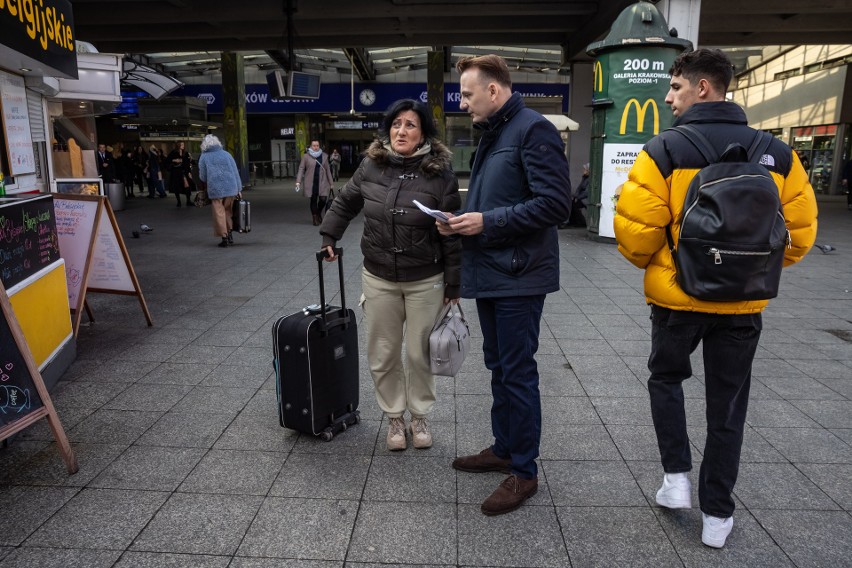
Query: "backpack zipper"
698 173 769 191
708 231 789 265
780 212 792 249
707 247 770 264
684 199 791 262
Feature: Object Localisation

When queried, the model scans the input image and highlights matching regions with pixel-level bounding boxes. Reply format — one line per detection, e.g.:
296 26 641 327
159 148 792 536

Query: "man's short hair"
456 54 512 89
669 48 734 95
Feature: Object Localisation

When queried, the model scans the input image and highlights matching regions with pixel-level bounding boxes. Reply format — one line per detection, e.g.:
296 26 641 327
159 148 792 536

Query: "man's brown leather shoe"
452 447 511 473
481 474 538 516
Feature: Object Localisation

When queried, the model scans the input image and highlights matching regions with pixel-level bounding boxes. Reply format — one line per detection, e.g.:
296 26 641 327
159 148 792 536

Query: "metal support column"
427 50 446 142
221 51 249 186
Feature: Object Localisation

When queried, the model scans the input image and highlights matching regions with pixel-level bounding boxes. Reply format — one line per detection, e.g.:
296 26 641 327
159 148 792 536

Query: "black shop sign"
0 0 77 79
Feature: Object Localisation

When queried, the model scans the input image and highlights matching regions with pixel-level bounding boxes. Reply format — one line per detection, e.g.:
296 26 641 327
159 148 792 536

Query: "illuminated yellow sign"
619 98 659 135
594 60 603 92
0 0 77 78
1 0 73 52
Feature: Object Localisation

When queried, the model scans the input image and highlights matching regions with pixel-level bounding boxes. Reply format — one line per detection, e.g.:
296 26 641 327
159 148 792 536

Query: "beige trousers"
361 268 445 418
211 196 235 237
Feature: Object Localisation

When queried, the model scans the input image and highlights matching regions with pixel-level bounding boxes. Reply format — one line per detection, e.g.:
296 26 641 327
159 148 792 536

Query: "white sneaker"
409 416 432 449
702 513 733 548
655 473 692 509
386 416 407 451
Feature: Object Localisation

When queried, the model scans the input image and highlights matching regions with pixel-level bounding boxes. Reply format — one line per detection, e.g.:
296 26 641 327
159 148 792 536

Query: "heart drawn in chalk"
4 363 12 371
1 374 9 382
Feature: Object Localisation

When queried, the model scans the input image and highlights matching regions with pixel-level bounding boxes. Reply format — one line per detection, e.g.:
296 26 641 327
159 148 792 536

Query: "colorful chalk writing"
0 195 58 289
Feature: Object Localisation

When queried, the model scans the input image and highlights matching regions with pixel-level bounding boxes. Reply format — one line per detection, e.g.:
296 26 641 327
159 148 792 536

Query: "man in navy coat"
439 54 571 516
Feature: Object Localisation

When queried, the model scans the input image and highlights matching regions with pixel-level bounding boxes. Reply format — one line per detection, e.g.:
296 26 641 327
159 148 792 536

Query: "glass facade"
792 124 838 194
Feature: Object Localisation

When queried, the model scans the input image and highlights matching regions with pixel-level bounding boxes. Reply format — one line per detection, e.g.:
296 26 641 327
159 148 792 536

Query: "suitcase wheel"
320 429 334 442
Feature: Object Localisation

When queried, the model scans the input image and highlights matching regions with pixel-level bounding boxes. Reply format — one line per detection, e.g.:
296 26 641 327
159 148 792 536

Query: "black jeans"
648 305 761 518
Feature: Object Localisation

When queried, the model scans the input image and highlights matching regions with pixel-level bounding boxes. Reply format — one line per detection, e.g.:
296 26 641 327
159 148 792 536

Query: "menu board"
52 194 153 334
88 210 135 292
0 71 36 176
53 197 98 308
0 195 61 290
0 303 43 427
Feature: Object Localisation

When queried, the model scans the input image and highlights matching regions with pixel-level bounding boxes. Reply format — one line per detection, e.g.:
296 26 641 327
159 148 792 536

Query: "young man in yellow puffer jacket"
614 48 817 549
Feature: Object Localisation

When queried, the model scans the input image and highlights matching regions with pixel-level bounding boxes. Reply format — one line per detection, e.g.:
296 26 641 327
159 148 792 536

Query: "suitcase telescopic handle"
316 247 346 324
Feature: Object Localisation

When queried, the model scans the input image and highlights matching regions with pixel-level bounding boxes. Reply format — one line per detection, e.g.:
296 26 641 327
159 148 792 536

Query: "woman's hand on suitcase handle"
321 245 338 262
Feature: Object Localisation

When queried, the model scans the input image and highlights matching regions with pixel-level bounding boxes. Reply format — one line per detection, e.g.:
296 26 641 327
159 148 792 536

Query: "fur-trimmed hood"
365 139 453 177
319 136 461 292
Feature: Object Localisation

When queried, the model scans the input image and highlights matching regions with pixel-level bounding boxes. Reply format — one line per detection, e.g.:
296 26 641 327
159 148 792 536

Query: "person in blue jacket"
198 135 242 248
438 54 571 516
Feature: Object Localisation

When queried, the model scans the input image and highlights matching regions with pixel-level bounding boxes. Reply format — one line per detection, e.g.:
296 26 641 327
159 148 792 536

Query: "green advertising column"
221 52 249 186
585 1 691 241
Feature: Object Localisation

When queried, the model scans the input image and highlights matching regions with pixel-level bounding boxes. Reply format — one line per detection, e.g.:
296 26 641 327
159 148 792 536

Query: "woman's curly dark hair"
379 99 437 143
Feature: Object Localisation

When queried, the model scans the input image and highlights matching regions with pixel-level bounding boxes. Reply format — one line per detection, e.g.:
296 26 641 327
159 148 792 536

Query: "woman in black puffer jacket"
320 99 461 452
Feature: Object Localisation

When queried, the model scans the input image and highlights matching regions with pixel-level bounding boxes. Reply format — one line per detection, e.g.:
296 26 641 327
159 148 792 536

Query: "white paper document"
412 199 450 223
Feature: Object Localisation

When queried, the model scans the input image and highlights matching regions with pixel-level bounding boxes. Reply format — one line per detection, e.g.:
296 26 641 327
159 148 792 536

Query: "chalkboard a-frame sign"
0 278 78 474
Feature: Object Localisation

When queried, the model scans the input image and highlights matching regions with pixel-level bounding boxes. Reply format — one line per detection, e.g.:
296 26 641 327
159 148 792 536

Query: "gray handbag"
429 303 470 377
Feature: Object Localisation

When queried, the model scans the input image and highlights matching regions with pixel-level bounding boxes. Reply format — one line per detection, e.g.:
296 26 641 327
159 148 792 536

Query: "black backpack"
665 125 791 302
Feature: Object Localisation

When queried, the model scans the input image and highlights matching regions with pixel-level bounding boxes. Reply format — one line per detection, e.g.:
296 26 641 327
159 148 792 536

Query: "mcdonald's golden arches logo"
593 60 603 92
619 98 659 135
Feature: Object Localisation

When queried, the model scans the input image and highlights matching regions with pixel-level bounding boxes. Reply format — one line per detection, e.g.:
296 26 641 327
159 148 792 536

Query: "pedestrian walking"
198 135 242 248
167 141 194 208
296 141 334 226
330 148 342 181
147 146 167 198
614 48 818 548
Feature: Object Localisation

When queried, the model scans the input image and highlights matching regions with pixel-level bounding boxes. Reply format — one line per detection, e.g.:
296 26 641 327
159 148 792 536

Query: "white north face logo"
759 154 775 167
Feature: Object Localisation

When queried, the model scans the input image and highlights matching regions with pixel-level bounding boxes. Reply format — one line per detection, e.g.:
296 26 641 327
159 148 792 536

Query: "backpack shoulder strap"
746 130 773 164
672 124 719 164
664 124 718 257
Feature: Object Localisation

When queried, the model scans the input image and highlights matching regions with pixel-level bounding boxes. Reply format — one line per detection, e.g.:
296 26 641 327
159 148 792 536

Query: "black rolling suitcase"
272 248 360 441
232 198 251 233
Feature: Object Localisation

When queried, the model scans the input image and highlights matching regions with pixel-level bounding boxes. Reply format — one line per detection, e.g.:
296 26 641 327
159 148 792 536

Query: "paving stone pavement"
1 180 850 567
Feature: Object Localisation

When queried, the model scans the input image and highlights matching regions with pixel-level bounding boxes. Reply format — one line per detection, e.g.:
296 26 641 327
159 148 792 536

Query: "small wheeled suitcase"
272 247 360 441
232 198 251 233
